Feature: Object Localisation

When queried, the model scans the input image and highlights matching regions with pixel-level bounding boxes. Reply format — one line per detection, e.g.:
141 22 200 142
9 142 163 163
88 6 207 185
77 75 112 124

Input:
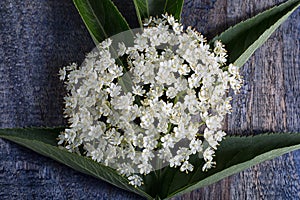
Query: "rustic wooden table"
0 0 299 199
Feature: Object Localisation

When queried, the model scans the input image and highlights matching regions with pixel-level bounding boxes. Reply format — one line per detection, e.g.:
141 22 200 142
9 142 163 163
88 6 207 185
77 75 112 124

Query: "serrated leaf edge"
0 133 153 199
164 132 300 199
210 0 300 67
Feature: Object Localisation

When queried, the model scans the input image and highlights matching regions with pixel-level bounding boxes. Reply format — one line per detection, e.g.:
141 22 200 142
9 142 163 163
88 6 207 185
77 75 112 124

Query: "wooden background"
0 0 299 199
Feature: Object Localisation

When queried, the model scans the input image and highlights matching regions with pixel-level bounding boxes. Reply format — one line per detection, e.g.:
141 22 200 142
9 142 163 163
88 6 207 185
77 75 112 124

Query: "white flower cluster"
58 14 242 187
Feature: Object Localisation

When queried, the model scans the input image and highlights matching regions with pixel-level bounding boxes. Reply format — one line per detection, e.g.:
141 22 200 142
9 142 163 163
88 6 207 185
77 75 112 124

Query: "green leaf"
153 133 300 199
211 0 300 67
164 0 184 20
133 0 184 27
2 129 300 199
0 128 152 199
73 0 131 44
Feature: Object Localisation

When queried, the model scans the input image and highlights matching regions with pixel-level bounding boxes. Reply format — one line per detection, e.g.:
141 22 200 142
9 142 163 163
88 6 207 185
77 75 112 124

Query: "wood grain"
0 0 299 199
0 0 142 199
174 0 300 199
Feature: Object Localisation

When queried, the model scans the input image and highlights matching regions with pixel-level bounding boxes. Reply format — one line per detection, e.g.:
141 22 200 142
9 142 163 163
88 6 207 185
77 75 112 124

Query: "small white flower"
143 135 158 149
101 38 112 49
176 147 191 161
161 134 175 148
90 148 104 162
206 115 223 131
180 161 194 173
59 67 66 81
132 133 144 148
117 163 135 177
228 64 239 76
189 139 203 154
202 160 216 171
132 85 145 96
111 93 134 110
138 161 152 175
143 16 153 26
59 13 242 187
106 83 122 97
89 124 105 138
203 147 215 162
215 130 226 142
170 155 182 168
128 175 143 187
140 112 155 129
166 87 178 99
118 42 126 56
158 147 172 160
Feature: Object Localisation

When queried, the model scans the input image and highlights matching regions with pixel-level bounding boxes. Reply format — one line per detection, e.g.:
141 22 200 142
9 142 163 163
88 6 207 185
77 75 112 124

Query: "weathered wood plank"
0 0 142 199
0 0 299 199
174 0 300 199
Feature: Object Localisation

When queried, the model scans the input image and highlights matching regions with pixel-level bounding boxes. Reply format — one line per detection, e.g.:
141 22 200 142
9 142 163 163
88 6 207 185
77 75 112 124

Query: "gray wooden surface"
0 0 299 199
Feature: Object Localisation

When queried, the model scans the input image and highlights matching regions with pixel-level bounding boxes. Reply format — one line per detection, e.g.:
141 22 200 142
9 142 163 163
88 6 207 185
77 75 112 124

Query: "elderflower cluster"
58 14 242 187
